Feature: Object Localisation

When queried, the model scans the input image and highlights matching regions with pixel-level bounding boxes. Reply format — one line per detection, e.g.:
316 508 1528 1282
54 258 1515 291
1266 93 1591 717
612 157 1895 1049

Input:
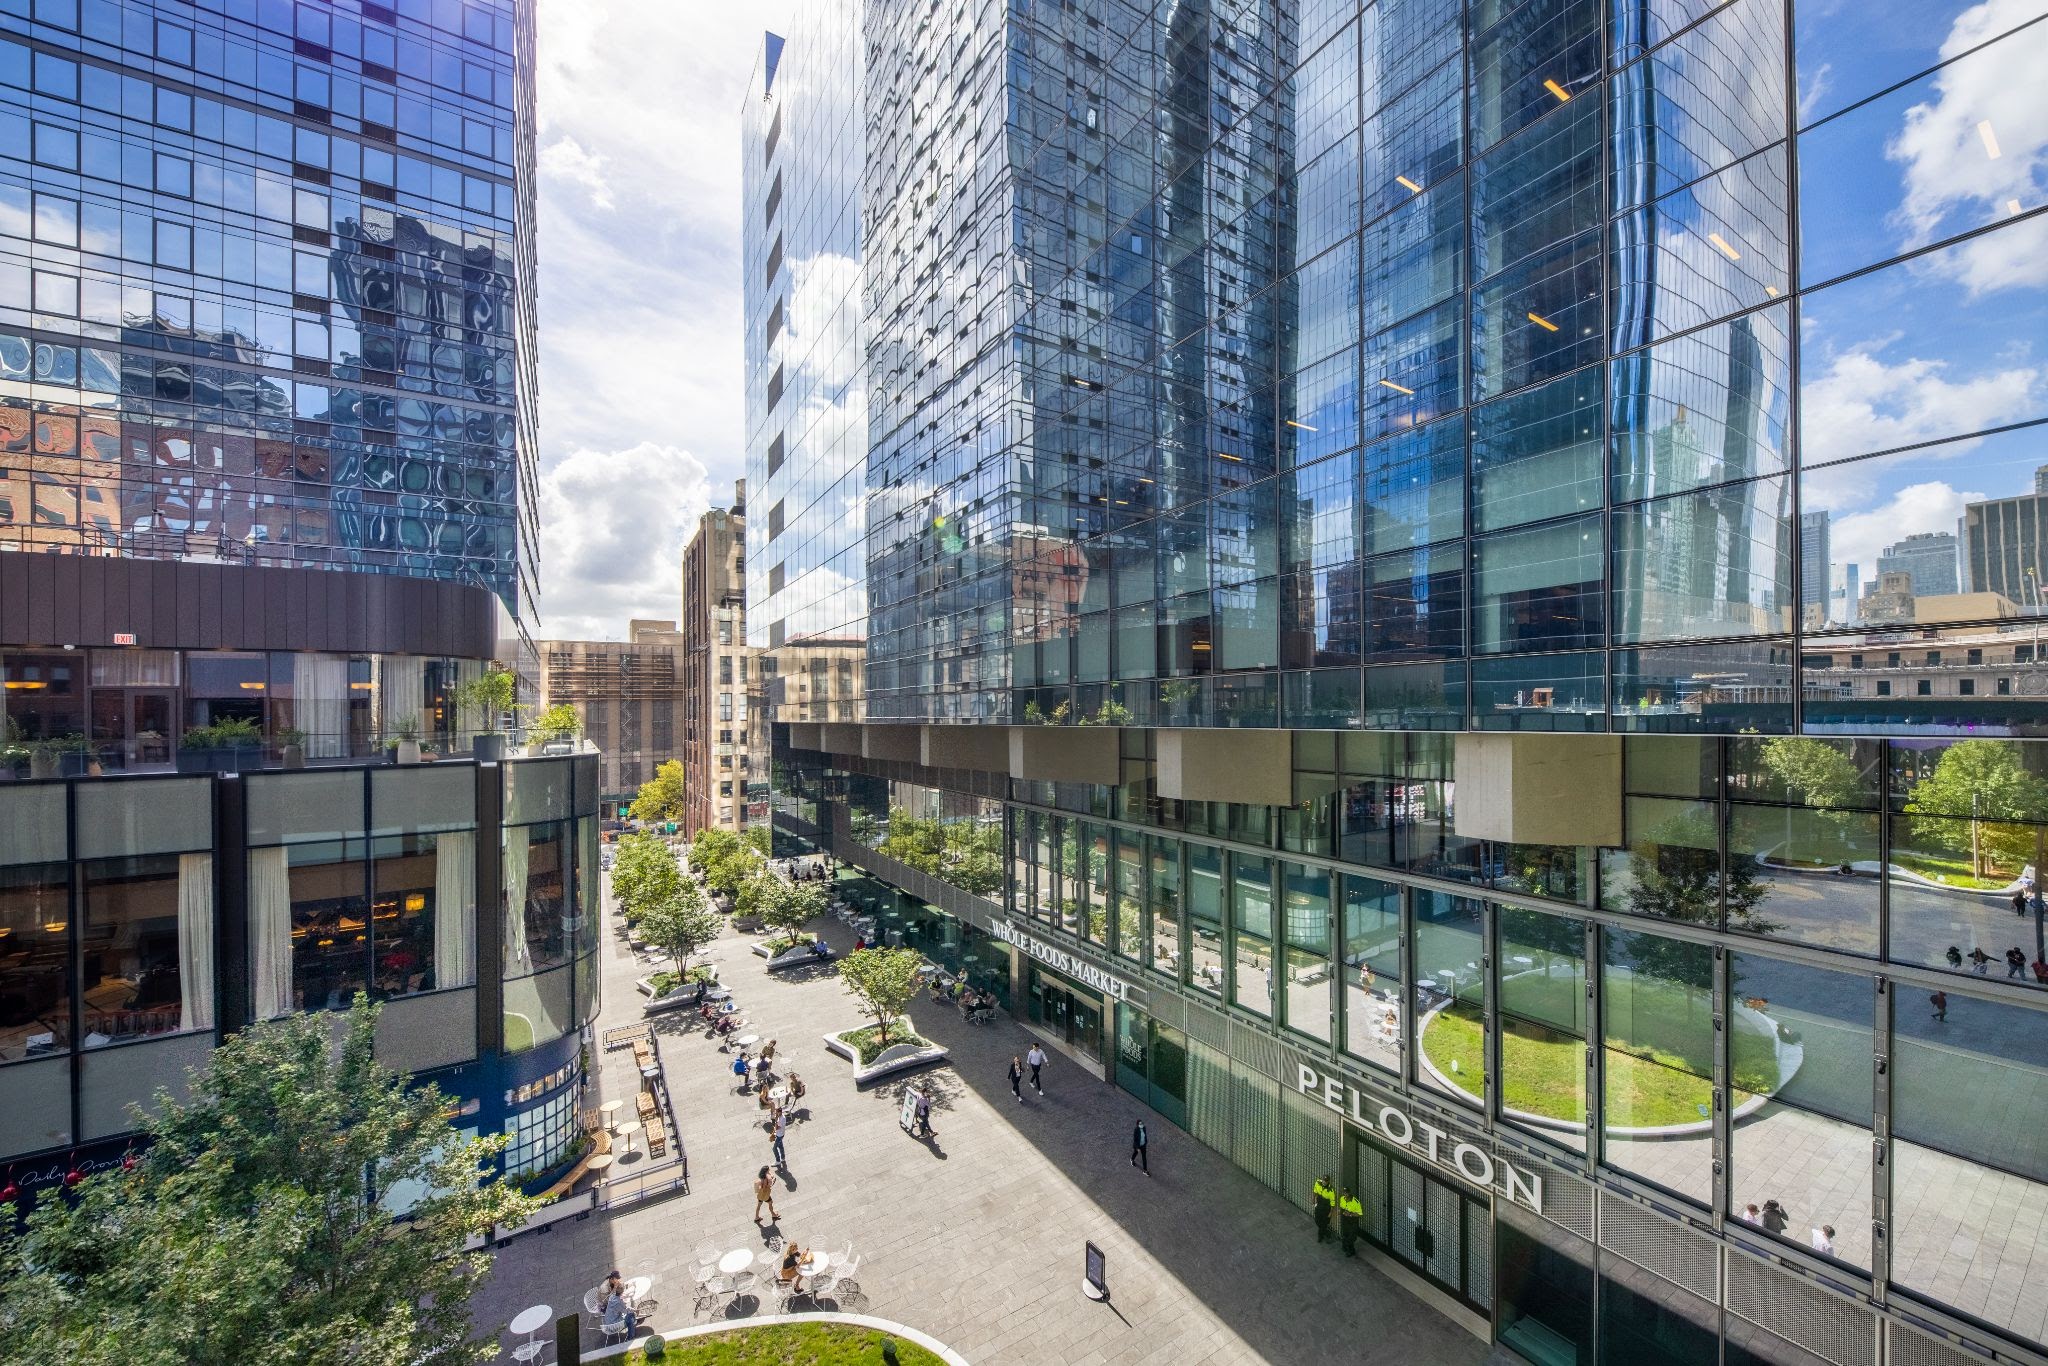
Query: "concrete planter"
634 967 718 1015
821 1026 949 1085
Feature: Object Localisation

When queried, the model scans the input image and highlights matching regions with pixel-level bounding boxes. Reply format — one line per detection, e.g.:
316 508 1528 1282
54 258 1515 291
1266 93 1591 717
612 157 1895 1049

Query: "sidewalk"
472 894 1489 1365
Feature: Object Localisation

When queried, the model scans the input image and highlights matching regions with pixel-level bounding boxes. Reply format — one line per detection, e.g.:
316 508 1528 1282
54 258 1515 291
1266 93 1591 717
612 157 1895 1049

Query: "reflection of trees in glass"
1756 736 1864 808
875 806 1005 895
1904 740 2048 879
1626 806 1774 934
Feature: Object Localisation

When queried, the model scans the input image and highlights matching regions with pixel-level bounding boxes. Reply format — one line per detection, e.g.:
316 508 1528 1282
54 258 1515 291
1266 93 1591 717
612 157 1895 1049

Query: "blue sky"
530 1 791 639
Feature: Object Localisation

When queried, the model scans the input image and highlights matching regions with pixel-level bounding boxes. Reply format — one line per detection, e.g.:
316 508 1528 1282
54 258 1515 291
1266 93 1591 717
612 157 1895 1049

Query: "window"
1341 874 1401 1072
1498 907 1587 1151
1279 864 1331 1041
81 854 215 1045
1412 890 1486 1108
0 861 72 1058
1187 843 1223 996
1602 927 1715 1205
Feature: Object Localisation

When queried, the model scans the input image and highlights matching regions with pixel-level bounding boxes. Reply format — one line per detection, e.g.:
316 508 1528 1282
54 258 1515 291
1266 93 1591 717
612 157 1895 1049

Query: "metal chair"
832 1253 862 1300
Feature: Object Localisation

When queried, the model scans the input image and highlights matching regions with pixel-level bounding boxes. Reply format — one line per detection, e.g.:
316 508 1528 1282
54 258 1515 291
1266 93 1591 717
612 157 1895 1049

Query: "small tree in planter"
457 668 517 758
758 878 829 953
275 726 307 770
637 882 720 991
704 845 765 901
838 947 923 1050
528 702 580 748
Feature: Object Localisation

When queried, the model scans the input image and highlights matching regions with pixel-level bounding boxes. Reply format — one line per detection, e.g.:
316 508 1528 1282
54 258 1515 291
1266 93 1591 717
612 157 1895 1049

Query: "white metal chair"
832 1253 861 1300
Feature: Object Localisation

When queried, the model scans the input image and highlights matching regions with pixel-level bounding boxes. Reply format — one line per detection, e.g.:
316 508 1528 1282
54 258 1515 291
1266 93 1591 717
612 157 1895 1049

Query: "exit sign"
111 632 135 645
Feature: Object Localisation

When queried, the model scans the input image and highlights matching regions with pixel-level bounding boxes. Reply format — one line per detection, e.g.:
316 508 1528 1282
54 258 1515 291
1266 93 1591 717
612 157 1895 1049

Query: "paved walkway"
472 881 1490 1365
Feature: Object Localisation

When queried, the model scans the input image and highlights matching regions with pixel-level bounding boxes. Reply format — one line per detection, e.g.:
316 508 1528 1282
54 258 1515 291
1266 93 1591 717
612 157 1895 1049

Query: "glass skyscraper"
0 2 593 1196
748 2 2048 1363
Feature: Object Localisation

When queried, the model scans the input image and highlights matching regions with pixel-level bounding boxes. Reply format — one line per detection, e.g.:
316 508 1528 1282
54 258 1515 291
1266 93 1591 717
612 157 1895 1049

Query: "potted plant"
528 702 580 753
28 737 61 780
458 667 517 761
391 714 422 765
276 725 307 770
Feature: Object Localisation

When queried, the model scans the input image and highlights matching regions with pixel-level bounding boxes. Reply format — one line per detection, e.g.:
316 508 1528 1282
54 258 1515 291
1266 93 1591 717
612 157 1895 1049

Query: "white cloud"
537 136 614 212
1799 347 2044 468
534 441 711 641
1828 480 1983 572
531 1 794 636
1886 0 2048 292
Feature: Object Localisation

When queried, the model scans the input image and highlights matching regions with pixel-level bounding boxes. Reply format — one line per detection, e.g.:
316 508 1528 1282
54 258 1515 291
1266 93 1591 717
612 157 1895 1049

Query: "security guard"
1311 1174 1335 1243
1337 1187 1364 1257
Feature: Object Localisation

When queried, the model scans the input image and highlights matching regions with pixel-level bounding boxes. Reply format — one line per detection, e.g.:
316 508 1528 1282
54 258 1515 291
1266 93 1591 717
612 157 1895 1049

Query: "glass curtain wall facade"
752 0 2048 1361
0 0 536 618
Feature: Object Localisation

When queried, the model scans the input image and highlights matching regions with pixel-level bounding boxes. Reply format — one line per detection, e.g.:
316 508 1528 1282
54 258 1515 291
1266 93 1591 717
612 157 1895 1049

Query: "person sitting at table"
779 1242 809 1293
787 1071 805 1102
757 1079 776 1111
602 1269 640 1336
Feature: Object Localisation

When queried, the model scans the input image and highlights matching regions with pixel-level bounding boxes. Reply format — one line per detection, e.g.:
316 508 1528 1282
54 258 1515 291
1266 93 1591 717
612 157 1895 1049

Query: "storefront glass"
1413 890 1487 1109
1498 906 1587 1151
1281 862 1332 1042
1231 853 1274 1018
1026 962 1103 1063
1341 873 1402 1074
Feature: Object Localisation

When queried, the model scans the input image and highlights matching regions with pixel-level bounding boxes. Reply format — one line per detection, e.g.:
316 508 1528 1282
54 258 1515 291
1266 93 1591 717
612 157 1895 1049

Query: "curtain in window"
433 830 475 989
377 655 426 740
177 852 214 1032
248 846 293 1019
502 828 530 976
293 652 350 758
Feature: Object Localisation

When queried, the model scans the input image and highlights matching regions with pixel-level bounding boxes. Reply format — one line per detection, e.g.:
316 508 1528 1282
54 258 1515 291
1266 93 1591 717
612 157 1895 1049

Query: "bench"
533 1126 612 1204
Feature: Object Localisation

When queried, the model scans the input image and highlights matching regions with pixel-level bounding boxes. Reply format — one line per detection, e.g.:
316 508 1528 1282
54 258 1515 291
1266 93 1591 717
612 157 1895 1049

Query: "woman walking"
752 1166 779 1224
1008 1055 1024 1102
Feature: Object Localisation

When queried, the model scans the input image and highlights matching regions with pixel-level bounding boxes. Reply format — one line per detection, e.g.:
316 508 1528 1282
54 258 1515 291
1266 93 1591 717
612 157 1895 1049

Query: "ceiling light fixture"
1526 311 1560 332
1978 120 2002 159
1707 232 1741 261
1395 175 1422 194
1543 79 1571 103
1378 379 1416 395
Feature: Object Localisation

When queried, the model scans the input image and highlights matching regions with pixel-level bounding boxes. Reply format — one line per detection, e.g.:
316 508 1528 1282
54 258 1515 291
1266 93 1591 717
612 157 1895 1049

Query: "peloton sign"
1296 1063 1545 1214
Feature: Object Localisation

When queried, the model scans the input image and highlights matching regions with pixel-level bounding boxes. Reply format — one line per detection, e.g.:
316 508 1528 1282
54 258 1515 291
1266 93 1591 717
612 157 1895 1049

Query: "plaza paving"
472 879 1493 1365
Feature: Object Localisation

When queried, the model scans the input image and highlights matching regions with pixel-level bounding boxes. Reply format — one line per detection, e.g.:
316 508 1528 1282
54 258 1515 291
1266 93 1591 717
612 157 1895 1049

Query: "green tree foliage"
628 759 687 825
1905 739 2048 876
875 807 1004 896
703 845 766 899
528 702 581 744
610 832 681 925
743 824 772 856
636 880 719 975
1625 805 1773 942
0 999 528 1366
837 947 923 1047
757 878 829 948
454 668 516 737
1755 736 1866 809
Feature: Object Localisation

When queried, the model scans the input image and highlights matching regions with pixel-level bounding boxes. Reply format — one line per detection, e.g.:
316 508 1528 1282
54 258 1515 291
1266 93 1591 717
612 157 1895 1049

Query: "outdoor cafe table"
718 1248 755 1275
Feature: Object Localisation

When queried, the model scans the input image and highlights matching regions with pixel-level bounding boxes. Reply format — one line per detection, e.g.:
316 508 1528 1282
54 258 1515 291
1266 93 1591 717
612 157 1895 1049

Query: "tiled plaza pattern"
472 875 1493 1365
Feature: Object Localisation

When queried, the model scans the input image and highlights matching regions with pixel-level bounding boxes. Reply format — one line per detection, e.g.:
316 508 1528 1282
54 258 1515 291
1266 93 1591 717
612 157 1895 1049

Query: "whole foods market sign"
1296 1063 1545 1213
990 919 1143 1004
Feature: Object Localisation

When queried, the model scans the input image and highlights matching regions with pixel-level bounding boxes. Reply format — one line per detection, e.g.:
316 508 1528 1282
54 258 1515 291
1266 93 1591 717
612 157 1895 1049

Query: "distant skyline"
531 2 792 639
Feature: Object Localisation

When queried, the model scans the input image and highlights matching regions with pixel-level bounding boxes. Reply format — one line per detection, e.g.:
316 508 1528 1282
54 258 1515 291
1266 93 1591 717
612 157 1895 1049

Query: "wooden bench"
533 1126 611 1204
644 1112 668 1157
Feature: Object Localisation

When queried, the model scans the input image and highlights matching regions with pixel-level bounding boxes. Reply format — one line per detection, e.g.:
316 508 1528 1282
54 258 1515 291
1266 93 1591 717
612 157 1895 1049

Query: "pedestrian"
1027 1042 1047 1094
854 935 865 952
1811 1224 1836 1256
771 1109 789 1167
732 1050 751 1092
1130 1119 1149 1174
2015 888 2030 918
914 1086 935 1138
1969 947 1991 974
1337 1187 1363 1257
1739 1203 1761 1226
2008 947 2027 978
1945 945 1964 969
752 1165 779 1223
1760 1200 1789 1235
1008 1055 1024 1102
1930 990 1949 1022
1311 1174 1335 1243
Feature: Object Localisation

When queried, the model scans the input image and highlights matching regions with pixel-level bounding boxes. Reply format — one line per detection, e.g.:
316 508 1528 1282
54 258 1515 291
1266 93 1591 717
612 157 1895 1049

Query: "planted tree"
629 760 687 826
455 668 516 739
528 703 581 744
610 832 681 925
838 946 923 1049
1905 738 2048 878
703 845 765 899
637 881 720 990
689 827 742 870
0 998 529 1366
758 878 829 951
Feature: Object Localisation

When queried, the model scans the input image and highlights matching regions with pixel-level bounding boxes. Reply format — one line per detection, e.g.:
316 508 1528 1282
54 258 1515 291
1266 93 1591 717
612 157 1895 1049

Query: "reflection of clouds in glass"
537 137 614 213
1801 347 2043 467
1829 480 1981 572
1887 1 2047 289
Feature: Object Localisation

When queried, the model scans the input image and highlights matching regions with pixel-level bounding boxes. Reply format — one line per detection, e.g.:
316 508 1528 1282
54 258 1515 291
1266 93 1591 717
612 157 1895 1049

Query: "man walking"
1931 990 1949 1022
771 1110 789 1168
1008 1055 1024 1101
1130 1119 1149 1174
1337 1187 1363 1257
1311 1174 1335 1243
914 1085 935 1138
1026 1043 1047 1095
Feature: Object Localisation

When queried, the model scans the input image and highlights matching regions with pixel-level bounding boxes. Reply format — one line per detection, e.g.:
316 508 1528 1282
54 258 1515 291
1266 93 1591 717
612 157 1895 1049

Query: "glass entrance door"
1355 1135 1493 1313
90 689 176 769
1026 966 1105 1063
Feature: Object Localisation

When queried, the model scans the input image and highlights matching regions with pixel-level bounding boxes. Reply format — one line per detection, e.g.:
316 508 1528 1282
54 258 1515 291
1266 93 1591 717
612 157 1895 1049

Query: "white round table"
718 1247 755 1275
598 1100 624 1129
509 1303 551 1339
615 1120 641 1156
735 1033 760 1048
640 1061 660 1080
705 987 731 1001
587 1153 614 1181
798 1251 831 1278
768 1085 790 1105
